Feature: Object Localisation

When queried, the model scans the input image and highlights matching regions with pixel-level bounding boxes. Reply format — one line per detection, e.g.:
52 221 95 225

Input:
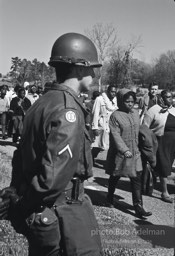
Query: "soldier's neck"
63 78 81 95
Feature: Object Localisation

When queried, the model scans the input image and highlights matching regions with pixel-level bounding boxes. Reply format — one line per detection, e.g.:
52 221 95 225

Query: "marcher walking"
85 90 101 141
139 82 159 122
0 86 9 139
91 85 117 163
26 85 39 105
142 89 175 203
105 89 152 218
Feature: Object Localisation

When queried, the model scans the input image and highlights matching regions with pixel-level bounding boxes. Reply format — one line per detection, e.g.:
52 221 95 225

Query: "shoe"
2 135 6 140
161 195 173 203
106 195 115 208
106 202 115 208
134 204 152 218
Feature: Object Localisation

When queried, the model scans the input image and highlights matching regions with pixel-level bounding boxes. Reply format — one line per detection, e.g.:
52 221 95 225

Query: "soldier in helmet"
0 33 102 256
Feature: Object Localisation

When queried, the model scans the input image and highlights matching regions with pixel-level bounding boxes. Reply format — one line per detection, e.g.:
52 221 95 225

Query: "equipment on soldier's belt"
70 177 80 202
48 32 102 68
55 194 102 255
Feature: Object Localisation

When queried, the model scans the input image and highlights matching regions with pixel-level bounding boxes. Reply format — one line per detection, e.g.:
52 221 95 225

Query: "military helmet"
48 33 102 68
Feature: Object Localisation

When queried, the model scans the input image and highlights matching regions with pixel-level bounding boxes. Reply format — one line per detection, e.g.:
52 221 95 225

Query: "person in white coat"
91 85 118 164
26 85 39 105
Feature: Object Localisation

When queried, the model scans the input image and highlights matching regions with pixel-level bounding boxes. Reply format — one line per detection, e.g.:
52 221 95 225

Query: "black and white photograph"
0 0 175 255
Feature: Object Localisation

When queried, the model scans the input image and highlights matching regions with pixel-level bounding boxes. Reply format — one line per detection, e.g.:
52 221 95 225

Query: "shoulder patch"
65 111 76 122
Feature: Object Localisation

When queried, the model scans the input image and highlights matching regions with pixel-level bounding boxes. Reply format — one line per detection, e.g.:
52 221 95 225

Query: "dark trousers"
7 113 13 137
107 171 143 206
0 112 7 136
12 115 24 135
91 147 102 164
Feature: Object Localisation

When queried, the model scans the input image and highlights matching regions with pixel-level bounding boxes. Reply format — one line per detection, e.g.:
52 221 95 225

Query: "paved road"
84 150 175 255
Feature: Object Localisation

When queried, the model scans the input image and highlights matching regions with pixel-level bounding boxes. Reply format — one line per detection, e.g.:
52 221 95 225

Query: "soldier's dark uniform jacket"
11 83 92 207
11 83 101 256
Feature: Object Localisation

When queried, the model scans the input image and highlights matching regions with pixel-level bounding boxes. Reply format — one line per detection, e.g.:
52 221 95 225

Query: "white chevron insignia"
58 144 73 158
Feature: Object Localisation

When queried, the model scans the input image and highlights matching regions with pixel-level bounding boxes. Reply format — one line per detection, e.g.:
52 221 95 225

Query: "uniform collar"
51 82 78 98
50 82 88 114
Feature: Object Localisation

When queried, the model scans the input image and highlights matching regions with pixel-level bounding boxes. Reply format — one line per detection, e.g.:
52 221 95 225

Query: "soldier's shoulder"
63 91 80 109
41 89 78 110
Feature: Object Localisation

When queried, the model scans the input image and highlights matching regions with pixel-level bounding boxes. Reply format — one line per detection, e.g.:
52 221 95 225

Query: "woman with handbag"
142 89 175 203
138 124 158 196
105 88 152 218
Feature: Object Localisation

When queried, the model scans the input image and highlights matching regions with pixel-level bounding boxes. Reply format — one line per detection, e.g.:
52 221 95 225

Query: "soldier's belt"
33 178 84 215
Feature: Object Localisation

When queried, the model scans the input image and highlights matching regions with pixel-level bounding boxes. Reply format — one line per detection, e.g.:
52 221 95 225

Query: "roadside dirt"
0 138 174 256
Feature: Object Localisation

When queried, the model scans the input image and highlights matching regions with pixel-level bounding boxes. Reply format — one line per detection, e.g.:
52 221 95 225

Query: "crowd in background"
84 82 174 212
0 82 44 143
0 81 174 211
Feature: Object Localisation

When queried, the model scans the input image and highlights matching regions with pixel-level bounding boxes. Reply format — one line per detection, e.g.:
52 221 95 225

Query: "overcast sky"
0 0 175 75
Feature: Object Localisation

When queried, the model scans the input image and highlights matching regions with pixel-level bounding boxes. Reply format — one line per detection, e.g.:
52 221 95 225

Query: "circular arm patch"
65 111 76 122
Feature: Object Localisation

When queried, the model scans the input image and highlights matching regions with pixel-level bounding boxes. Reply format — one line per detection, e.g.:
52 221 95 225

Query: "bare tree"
85 23 119 91
85 22 118 63
122 35 143 87
152 50 175 88
105 36 143 88
85 23 142 89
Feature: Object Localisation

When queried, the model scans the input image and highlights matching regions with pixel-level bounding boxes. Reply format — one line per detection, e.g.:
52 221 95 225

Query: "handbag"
142 162 156 196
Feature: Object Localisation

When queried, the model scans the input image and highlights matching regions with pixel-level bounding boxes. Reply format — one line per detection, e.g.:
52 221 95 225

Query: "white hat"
24 81 30 88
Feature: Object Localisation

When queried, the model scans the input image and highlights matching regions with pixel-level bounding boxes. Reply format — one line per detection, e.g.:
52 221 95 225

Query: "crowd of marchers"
87 82 174 208
0 82 42 143
0 80 174 210
86 82 174 208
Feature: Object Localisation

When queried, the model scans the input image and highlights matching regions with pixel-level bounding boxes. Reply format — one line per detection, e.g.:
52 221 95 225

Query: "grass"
0 149 174 256
0 152 28 256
